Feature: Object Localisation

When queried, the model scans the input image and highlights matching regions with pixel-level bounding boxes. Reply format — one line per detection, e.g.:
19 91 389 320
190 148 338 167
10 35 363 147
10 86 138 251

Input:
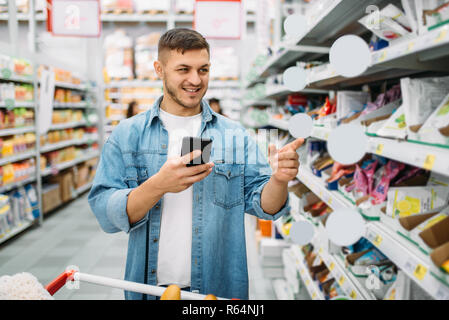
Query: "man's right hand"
154 150 214 195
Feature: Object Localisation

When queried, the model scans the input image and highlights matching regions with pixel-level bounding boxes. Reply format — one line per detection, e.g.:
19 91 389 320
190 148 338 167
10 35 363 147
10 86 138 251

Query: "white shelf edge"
0 175 37 194
41 137 98 153
0 150 36 166
0 126 36 137
0 219 35 245
296 167 449 299
41 151 99 177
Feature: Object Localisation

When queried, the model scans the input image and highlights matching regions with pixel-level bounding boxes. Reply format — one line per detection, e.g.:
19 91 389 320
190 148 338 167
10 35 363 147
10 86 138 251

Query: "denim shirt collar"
147 95 215 128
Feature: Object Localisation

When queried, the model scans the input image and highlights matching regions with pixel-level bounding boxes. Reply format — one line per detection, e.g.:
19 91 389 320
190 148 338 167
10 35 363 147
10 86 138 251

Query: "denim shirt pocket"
213 164 244 209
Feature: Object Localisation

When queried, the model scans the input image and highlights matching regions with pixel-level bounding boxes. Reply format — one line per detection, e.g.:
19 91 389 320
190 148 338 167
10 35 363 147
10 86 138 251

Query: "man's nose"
187 71 201 86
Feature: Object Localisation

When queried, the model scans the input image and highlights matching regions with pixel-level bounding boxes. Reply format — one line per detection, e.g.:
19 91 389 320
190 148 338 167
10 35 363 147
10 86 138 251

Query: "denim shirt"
88 96 290 300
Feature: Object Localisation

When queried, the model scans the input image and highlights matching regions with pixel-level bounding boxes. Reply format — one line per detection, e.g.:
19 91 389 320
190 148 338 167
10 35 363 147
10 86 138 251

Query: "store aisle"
0 194 275 300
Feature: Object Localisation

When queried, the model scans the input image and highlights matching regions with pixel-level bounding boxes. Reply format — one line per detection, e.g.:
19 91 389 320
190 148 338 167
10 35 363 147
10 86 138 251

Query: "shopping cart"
45 269 229 300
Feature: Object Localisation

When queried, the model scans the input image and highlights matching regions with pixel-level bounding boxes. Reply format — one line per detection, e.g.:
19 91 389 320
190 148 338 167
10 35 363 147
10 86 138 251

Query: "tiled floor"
0 193 275 300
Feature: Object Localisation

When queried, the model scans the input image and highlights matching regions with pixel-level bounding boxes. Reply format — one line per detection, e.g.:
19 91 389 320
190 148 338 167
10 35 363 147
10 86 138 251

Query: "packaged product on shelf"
0 83 15 104
135 32 160 80
359 4 413 42
12 58 33 77
386 186 449 218
174 0 194 14
401 76 449 140
375 104 407 139
15 84 33 102
417 93 449 146
134 0 169 13
0 54 13 73
336 91 370 122
24 184 39 219
104 29 134 80
383 271 411 300
209 47 239 80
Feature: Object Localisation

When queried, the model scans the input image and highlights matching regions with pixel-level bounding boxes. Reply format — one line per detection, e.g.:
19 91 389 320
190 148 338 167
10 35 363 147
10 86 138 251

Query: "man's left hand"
268 138 305 184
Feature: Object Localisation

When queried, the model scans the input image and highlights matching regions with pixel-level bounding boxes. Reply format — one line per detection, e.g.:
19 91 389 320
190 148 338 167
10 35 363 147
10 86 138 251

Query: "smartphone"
181 137 213 167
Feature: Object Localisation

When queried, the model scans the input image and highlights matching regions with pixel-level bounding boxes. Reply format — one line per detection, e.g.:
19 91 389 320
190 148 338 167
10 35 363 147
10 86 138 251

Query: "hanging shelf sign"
47 0 101 37
194 0 242 39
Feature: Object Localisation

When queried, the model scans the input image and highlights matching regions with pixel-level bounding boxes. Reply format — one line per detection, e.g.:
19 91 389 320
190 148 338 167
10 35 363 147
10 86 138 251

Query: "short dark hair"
158 28 210 61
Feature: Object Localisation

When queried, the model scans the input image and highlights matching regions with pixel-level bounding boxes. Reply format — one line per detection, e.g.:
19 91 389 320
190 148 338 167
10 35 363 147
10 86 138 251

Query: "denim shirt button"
151 269 156 274
161 144 167 149
153 238 158 243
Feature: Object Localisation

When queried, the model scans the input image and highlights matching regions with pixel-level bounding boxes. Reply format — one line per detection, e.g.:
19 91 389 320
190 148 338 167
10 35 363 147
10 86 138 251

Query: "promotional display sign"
194 0 242 39
47 0 101 37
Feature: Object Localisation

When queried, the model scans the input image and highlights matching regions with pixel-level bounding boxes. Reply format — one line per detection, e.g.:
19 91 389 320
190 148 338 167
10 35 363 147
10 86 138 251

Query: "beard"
163 77 206 109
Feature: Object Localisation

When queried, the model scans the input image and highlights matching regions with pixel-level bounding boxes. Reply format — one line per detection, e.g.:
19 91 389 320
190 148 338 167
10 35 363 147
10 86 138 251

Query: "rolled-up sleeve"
88 138 149 234
243 134 290 221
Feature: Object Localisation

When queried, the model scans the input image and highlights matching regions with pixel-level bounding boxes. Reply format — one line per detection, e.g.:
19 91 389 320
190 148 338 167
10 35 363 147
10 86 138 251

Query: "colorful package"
386 186 449 218
417 93 449 146
376 105 408 139
371 161 405 205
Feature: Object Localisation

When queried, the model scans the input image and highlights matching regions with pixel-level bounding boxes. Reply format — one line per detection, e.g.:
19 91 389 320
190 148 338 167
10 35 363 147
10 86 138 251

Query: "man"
208 98 222 115
88 28 303 300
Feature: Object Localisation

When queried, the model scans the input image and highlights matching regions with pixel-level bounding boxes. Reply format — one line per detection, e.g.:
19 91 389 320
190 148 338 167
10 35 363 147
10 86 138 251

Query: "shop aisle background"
0 194 275 300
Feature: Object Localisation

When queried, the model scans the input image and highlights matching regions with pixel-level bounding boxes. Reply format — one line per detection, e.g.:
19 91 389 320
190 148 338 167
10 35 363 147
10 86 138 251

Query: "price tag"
423 154 436 171
413 264 428 281
312 292 317 299
1 68 12 79
324 132 329 140
329 262 335 271
406 42 415 53
300 268 305 275
319 247 323 255
350 290 357 299
375 143 384 155
435 29 448 43
373 235 383 247
319 191 323 198
306 279 310 286
338 276 346 286
379 51 387 62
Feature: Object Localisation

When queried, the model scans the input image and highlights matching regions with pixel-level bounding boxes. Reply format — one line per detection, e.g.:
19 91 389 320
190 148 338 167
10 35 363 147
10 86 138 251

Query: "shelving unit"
243 0 449 300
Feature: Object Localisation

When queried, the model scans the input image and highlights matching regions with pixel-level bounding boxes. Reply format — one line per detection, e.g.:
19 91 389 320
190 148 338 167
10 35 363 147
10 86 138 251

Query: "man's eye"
178 68 188 72
200 69 209 73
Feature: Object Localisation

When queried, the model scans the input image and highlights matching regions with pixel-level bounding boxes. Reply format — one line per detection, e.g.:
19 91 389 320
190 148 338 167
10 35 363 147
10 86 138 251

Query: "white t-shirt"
157 108 202 288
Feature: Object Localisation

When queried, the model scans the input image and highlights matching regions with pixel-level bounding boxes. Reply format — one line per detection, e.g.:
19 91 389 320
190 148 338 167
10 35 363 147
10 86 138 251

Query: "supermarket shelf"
366 222 449 300
0 150 36 166
209 80 241 88
0 101 35 108
0 126 35 137
41 136 99 153
75 181 93 196
0 175 37 194
307 25 449 89
54 82 88 91
293 249 325 300
101 13 170 22
311 126 449 177
319 249 375 300
108 92 161 100
265 85 329 98
245 45 330 88
49 121 90 130
296 167 449 299
0 74 34 84
0 12 46 21
242 99 274 108
53 102 89 109
105 80 162 88
41 151 100 177
0 219 35 246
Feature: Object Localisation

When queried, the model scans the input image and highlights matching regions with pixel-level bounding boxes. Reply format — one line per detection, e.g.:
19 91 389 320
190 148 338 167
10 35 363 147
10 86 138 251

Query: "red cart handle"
45 270 76 296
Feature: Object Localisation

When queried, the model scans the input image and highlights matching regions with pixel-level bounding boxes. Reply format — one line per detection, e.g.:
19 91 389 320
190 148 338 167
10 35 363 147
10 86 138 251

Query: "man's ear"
154 60 163 79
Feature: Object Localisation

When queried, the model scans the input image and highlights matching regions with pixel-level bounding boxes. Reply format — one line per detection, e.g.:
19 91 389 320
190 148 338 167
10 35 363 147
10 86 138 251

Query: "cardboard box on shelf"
49 170 75 203
419 216 449 249
75 164 90 189
42 184 62 214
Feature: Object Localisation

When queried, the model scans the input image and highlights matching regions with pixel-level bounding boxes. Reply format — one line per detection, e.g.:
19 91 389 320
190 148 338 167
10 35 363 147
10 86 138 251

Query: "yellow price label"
407 42 415 52
379 51 387 62
300 268 305 275
319 247 323 255
435 29 447 43
312 292 317 299
319 191 323 198
374 235 383 247
350 290 357 299
375 143 384 155
423 154 436 170
306 279 310 286
324 132 329 140
338 276 345 286
329 262 335 271
413 264 428 281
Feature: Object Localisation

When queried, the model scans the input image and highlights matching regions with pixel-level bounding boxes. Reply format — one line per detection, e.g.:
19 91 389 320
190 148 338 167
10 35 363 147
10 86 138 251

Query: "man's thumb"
181 149 202 165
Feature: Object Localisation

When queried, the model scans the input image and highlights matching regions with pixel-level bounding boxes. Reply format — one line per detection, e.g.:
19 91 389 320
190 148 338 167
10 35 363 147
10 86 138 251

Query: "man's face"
156 49 210 109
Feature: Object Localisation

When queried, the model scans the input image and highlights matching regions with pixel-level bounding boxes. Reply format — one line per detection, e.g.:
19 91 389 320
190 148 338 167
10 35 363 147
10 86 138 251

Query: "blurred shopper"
127 101 139 118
